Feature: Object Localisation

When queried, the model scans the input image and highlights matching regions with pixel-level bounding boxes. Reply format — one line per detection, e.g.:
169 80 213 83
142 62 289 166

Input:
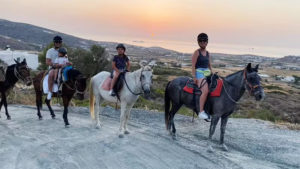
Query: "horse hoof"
221 144 228 151
65 124 70 128
95 124 101 129
51 116 56 119
119 134 124 138
7 117 11 120
38 116 43 120
124 130 130 135
207 145 214 153
171 133 177 140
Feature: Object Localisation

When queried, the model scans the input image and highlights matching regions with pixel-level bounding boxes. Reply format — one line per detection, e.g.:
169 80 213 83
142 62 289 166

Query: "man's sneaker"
198 111 209 120
109 90 116 96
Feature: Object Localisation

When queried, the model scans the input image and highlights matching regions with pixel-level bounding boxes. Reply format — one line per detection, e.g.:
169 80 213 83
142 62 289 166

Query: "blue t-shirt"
113 55 129 70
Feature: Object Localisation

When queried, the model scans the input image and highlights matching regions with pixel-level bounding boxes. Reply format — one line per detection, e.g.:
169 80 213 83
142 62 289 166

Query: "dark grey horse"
165 63 265 151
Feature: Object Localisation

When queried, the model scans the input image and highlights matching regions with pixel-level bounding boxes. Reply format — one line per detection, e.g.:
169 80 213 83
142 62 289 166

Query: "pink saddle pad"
101 77 112 91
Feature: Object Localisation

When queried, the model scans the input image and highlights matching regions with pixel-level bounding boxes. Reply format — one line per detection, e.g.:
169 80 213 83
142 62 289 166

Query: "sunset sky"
0 0 299 56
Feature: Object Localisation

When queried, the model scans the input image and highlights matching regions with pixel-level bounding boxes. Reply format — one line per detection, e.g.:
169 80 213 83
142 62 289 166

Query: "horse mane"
224 70 243 81
67 68 82 80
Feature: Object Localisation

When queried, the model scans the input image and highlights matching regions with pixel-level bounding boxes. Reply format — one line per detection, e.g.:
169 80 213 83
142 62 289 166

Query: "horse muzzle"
75 93 85 100
254 90 265 101
25 78 32 86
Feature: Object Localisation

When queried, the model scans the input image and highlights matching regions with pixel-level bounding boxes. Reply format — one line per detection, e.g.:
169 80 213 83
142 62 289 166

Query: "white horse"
89 63 153 138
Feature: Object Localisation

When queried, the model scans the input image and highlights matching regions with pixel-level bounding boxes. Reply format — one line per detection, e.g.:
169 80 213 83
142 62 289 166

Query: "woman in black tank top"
191 33 213 121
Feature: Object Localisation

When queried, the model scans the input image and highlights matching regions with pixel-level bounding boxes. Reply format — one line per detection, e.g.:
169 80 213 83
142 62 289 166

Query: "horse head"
74 74 88 100
138 61 153 95
14 58 32 86
244 63 265 101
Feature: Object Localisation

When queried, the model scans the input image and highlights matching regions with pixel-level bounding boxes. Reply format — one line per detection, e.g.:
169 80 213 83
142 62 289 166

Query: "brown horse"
0 59 32 120
33 68 87 127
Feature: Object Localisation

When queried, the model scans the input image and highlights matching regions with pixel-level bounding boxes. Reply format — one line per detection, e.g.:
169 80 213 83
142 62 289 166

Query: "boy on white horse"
109 44 131 96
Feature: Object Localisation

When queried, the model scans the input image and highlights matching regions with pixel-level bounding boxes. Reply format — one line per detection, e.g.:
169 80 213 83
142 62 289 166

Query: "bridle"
222 69 261 103
63 79 85 95
243 69 260 95
14 65 31 84
123 68 151 96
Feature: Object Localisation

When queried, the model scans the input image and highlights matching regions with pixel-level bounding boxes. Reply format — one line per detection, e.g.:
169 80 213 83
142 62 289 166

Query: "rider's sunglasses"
54 41 62 44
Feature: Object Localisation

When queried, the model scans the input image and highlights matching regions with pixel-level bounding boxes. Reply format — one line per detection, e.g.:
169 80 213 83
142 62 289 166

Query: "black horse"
0 59 32 119
33 68 87 127
165 63 265 151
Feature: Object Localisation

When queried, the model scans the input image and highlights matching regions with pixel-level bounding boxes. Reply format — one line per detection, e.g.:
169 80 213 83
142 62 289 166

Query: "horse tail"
165 81 171 130
89 78 95 120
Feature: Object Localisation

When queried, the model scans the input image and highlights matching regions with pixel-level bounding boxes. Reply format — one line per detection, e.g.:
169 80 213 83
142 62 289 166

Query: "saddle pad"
101 77 112 91
183 79 202 95
210 79 223 97
43 74 58 94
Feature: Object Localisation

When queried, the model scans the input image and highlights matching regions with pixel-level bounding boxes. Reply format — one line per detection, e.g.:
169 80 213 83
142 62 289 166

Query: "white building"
0 47 38 70
281 76 295 83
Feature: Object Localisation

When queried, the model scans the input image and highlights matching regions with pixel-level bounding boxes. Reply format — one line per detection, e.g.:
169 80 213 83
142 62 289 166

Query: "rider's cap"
116 44 126 51
58 47 67 55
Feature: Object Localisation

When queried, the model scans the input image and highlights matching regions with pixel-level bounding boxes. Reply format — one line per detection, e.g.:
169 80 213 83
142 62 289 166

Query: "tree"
38 43 109 77
38 43 54 70
68 45 110 77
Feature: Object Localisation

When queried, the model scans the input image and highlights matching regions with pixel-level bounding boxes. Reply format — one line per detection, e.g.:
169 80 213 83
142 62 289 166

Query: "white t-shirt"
54 57 69 66
46 48 59 69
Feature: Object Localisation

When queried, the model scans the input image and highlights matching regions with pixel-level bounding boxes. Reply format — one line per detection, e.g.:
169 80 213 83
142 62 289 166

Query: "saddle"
183 79 202 95
207 73 223 97
101 71 126 99
183 73 223 97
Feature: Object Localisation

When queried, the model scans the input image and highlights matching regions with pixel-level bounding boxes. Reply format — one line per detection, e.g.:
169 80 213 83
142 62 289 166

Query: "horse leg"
170 104 182 139
220 115 230 151
62 95 72 127
45 98 55 119
207 116 220 152
94 96 102 129
124 102 135 134
36 92 43 120
0 95 3 118
2 93 10 120
118 102 127 138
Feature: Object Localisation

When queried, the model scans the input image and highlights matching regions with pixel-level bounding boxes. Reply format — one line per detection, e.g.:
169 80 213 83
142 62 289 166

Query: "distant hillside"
0 19 96 50
0 35 40 51
0 19 184 58
276 56 300 64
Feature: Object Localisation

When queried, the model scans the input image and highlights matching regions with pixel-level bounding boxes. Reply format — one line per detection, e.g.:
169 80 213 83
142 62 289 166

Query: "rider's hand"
193 77 197 84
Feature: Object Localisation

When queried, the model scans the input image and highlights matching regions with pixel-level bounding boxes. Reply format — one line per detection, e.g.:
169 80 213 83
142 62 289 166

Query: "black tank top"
195 50 209 69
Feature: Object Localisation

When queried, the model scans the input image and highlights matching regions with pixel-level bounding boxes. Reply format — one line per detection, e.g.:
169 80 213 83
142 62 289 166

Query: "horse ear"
246 63 252 72
254 64 259 72
139 60 147 68
14 59 20 64
22 58 27 64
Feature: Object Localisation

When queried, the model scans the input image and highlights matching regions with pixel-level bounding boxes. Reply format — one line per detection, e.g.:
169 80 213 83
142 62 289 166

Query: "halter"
222 69 259 103
14 65 30 84
243 69 259 95
123 67 151 96
63 79 85 95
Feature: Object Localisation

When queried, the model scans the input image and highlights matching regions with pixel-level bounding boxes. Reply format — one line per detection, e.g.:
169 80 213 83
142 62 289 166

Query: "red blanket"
210 79 223 97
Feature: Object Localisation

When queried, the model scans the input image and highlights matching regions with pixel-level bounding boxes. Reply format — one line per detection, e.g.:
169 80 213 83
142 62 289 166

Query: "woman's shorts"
196 68 211 79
